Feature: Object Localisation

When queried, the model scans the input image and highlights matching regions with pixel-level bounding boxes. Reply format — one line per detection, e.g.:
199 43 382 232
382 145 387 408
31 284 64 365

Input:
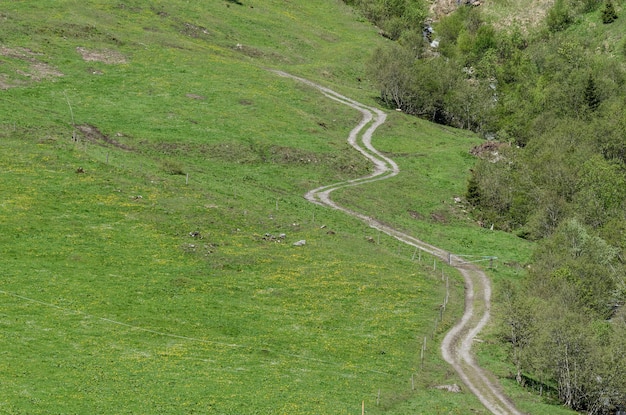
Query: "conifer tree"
584 73 600 111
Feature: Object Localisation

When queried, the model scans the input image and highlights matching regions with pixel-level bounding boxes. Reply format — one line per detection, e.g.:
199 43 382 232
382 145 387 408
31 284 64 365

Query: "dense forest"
346 0 626 413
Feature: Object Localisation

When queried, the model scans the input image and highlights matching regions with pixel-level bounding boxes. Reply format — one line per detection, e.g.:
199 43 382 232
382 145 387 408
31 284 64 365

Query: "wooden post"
433 259 436 271
186 173 189 185
362 400 364 415
448 252 452 265
411 373 415 390
106 152 109 164
377 389 380 405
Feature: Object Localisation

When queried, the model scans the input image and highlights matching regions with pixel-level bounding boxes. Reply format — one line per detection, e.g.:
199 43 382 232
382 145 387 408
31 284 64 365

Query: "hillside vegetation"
354 0 626 413
0 1 533 414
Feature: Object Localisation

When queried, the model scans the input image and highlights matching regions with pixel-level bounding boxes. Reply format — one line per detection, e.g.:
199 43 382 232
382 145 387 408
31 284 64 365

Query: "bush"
161 159 185 175
547 0 574 32
602 0 618 23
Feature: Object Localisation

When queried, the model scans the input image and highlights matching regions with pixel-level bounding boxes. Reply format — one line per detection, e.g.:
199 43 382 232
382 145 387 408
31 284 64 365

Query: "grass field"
0 1 577 414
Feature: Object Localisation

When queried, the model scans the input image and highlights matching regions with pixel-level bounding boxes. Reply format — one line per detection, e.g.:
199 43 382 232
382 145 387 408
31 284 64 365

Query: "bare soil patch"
0 46 63 88
76 124 132 150
186 93 206 100
0 74 14 90
76 47 127 64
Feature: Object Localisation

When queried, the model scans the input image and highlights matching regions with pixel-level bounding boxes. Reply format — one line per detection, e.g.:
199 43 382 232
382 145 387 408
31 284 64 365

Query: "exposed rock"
469 141 509 163
434 384 462 393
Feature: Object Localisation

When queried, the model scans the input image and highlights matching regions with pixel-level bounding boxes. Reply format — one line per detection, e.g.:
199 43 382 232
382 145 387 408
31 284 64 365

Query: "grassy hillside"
0 1 572 414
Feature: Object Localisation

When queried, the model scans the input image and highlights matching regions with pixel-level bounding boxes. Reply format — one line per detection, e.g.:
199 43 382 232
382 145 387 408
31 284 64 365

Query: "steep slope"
0 1 569 414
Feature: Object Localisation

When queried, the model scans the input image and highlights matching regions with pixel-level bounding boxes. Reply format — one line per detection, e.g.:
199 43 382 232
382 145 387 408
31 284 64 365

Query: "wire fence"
362 229 498 412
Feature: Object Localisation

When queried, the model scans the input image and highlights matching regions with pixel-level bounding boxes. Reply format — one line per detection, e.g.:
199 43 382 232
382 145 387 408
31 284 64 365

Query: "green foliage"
583 72 601 111
602 0 618 23
503 218 625 412
547 0 575 32
575 155 626 228
348 0 427 40
410 2 626 408
466 172 481 206
368 44 417 111
436 5 497 64
160 159 185 175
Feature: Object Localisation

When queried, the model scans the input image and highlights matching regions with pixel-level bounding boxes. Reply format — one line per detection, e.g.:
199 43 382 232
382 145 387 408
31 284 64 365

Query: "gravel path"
272 70 527 415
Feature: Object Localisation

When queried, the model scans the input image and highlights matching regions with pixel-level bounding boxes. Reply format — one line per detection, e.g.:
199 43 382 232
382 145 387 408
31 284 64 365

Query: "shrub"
602 0 618 23
547 0 574 32
161 159 185 175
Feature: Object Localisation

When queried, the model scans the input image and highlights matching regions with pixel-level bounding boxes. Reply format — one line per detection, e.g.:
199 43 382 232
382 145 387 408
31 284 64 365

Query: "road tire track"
273 70 526 415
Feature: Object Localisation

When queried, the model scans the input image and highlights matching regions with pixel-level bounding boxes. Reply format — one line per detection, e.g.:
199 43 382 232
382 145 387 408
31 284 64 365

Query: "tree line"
347 0 626 412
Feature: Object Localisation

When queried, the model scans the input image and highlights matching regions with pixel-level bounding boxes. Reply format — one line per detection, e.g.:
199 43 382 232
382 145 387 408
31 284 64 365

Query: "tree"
575 155 626 228
499 281 536 385
368 45 416 111
584 72 601 111
532 218 621 317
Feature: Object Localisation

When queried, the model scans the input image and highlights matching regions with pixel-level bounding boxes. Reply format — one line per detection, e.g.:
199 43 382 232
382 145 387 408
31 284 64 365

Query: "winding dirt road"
273 70 526 415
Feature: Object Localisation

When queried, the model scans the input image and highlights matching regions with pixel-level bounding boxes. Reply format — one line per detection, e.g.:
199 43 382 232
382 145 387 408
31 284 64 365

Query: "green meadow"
0 1 574 414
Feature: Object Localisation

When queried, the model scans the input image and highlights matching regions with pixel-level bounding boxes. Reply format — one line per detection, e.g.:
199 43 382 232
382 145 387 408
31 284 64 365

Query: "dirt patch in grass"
0 46 40 60
186 93 206 100
76 47 127 64
76 124 133 150
430 211 448 223
408 209 425 220
232 43 299 64
0 46 63 88
27 61 64 80
0 74 15 90
179 22 213 38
